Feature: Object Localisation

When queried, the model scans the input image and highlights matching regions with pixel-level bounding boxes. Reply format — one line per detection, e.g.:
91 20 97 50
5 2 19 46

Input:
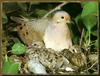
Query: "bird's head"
52 11 71 25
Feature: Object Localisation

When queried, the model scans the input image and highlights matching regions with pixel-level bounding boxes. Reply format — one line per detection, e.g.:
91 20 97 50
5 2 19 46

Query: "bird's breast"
45 24 67 39
43 24 71 51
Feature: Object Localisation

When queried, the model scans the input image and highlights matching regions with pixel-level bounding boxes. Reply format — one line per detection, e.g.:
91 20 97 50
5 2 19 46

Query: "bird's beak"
65 16 71 23
66 20 71 23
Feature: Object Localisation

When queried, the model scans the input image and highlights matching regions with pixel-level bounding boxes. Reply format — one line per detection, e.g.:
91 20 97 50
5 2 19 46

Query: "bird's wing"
10 16 30 23
10 16 50 45
11 16 50 36
27 18 50 36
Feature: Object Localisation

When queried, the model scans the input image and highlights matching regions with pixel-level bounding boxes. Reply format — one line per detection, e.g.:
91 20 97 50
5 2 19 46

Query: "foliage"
81 2 98 46
2 13 8 24
11 42 27 55
2 55 21 74
74 2 98 49
81 2 98 17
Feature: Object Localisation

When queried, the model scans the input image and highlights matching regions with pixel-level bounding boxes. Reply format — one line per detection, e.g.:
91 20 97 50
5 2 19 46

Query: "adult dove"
43 11 72 51
11 11 72 52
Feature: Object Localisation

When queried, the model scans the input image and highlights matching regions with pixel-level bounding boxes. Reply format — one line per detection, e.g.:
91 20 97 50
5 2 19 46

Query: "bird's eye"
61 16 64 19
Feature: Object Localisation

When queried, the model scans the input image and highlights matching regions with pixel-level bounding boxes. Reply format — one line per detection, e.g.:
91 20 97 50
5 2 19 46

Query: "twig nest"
26 41 87 74
88 53 98 63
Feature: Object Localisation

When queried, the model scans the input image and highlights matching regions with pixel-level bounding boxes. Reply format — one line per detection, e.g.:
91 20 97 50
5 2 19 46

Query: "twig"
80 28 84 46
42 2 68 18
83 61 98 72
27 3 32 12
42 1 80 18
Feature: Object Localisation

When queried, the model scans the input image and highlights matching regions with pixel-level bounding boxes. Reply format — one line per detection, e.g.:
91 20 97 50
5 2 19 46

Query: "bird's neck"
52 20 66 27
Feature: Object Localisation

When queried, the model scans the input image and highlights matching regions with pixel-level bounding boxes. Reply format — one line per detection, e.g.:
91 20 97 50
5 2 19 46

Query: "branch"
42 1 80 18
42 2 68 18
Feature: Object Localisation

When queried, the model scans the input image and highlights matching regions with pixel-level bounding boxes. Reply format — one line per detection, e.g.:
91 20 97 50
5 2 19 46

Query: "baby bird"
11 11 72 52
43 11 72 51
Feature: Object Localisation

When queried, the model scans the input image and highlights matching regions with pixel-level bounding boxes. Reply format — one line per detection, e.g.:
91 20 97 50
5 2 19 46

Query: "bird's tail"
10 16 29 23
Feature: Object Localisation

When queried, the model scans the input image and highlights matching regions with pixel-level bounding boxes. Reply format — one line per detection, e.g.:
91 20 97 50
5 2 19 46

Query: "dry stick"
83 61 98 72
42 2 68 18
80 28 84 46
43 1 80 18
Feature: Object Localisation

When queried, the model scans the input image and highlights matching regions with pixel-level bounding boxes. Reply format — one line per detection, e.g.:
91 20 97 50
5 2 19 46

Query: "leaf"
94 40 98 49
91 30 97 36
3 3 20 13
74 14 83 31
81 2 98 17
82 15 97 30
20 12 31 18
35 9 48 17
2 56 20 74
11 42 27 55
72 36 79 44
81 2 98 30
75 14 81 25
2 13 8 24
17 3 28 11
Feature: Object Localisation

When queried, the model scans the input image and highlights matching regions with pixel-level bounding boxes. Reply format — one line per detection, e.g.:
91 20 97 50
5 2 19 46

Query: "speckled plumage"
12 17 50 45
26 42 86 74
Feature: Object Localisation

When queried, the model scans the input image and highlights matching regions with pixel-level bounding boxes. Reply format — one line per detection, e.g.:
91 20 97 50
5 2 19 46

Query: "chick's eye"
61 16 64 19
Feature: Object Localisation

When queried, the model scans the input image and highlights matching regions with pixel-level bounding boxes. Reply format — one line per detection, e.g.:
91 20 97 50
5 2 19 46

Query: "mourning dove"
11 11 72 52
43 11 72 51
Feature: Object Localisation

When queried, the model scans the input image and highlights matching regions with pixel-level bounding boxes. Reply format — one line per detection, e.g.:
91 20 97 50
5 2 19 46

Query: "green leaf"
2 13 8 24
82 15 97 30
91 30 97 36
11 43 27 55
2 56 20 74
81 2 98 30
17 3 28 11
75 14 81 25
3 3 20 13
94 40 98 49
35 9 48 17
81 2 98 17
